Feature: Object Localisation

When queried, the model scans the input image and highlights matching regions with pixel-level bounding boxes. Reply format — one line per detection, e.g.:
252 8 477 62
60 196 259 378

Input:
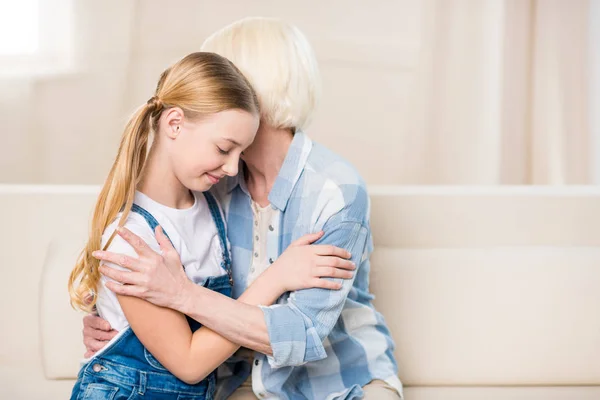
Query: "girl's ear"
162 107 184 139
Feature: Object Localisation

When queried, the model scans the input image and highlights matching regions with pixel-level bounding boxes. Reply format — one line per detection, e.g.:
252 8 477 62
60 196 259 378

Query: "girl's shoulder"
194 190 227 223
101 211 160 255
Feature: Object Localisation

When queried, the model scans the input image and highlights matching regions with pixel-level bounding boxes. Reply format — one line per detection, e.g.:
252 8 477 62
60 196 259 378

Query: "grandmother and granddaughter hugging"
68 17 402 400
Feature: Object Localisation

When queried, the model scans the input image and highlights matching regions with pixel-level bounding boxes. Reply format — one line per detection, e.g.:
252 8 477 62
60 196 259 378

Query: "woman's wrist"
175 279 200 315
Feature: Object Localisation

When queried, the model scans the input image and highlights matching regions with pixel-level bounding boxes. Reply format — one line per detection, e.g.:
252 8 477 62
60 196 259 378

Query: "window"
0 0 38 55
0 0 73 76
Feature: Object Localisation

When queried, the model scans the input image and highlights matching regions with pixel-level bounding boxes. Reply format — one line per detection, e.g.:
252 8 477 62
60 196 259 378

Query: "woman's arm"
170 232 356 355
118 275 280 384
112 229 353 384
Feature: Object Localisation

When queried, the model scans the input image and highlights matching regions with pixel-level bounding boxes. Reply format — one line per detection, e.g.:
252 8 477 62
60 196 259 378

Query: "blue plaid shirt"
211 131 402 400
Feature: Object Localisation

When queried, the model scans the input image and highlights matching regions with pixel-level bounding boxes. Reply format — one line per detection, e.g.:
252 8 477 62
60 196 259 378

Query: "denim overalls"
70 192 232 400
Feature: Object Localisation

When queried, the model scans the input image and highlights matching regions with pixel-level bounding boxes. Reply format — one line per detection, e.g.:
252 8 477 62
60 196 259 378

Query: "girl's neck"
137 146 194 209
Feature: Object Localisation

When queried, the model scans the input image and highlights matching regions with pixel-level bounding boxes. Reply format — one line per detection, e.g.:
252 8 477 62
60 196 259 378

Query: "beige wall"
0 0 593 185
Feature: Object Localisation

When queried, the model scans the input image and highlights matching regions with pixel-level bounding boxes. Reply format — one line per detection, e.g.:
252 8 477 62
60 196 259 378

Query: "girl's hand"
266 231 356 294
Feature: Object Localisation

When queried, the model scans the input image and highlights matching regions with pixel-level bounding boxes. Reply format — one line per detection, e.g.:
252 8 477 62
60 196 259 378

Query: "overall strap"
203 192 233 284
130 204 174 248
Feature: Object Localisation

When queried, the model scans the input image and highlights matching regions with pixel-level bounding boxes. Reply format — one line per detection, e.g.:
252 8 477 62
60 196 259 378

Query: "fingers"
155 226 175 256
98 265 140 285
290 231 324 247
155 226 186 271
314 266 354 280
105 281 145 298
82 315 118 359
318 256 356 270
83 337 107 353
83 314 112 332
313 245 351 259
92 251 142 272
311 278 343 290
116 226 155 257
83 325 118 341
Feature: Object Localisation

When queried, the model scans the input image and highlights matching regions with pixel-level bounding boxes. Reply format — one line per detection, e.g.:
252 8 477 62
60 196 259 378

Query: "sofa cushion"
403 385 600 400
371 247 600 386
39 237 88 379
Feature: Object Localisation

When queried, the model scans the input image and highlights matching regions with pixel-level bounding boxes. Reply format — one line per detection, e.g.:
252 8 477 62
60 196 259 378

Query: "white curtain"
0 0 137 183
0 0 593 185
528 0 590 184
590 0 600 184
407 0 591 184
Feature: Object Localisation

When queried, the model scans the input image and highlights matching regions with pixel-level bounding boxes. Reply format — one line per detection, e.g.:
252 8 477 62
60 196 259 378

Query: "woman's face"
166 108 259 192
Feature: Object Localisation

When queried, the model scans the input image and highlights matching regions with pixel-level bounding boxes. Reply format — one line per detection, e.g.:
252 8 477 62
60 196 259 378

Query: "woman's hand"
81 314 118 358
265 231 356 294
92 226 192 312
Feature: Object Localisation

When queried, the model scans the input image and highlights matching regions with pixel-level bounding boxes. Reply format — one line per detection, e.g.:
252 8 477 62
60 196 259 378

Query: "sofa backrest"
1 185 599 386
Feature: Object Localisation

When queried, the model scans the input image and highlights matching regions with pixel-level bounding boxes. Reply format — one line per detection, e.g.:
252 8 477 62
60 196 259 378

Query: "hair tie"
146 96 164 114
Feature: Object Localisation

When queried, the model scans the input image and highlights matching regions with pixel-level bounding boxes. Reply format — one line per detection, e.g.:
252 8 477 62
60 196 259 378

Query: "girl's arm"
118 274 276 384
115 231 354 384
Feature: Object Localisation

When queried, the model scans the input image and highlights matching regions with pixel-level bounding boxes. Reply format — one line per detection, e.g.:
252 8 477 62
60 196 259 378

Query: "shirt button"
255 235 259 241
255 359 260 366
269 258 274 264
268 225 274 231
92 364 102 372
250 267 255 273
255 220 258 226
254 252 259 258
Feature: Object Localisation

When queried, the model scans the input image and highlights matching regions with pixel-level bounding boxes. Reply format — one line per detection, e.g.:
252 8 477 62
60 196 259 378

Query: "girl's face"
163 108 259 192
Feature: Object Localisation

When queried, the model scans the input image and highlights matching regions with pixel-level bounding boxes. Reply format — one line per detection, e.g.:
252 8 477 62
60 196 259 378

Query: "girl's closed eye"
217 146 230 155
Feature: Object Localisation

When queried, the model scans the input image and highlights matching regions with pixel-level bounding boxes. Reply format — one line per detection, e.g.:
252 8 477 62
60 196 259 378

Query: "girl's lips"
206 174 220 184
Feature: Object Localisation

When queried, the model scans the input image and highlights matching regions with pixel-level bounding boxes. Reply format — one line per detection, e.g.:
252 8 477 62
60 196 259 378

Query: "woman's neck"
137 146 194 209
243 125 294 206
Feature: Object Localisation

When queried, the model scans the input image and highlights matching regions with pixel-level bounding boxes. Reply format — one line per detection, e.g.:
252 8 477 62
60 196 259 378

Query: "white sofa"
1 185 599 399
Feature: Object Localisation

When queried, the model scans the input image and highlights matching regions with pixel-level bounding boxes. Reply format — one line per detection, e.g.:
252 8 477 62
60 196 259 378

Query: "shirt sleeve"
260 217 370 368
100 215 161 275
95 215 161 330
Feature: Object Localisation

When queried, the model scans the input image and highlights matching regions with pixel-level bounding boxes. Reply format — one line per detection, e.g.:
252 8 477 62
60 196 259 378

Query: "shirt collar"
268 131 312 211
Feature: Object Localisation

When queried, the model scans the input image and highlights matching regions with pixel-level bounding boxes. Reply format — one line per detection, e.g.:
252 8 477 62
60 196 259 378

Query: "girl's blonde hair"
68 52 258 312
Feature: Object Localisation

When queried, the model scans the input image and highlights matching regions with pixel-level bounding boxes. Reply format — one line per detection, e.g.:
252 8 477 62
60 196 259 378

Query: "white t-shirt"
95 190 225 331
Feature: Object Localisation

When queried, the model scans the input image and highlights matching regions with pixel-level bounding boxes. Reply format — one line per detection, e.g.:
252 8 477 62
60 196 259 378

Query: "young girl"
68 52 353 400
